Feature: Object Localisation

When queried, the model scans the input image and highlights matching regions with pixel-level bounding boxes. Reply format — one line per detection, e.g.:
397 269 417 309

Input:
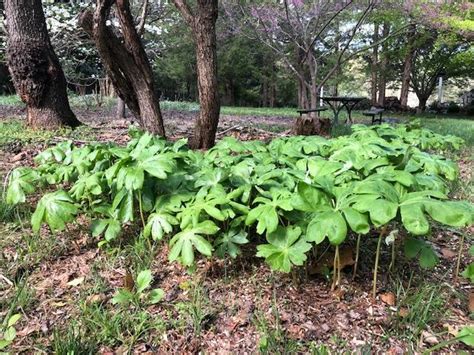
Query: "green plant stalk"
353 234 361 280
389 239 396 273
373 226 387 298
454 232 465 283
137 190 146 230
331 245 340 291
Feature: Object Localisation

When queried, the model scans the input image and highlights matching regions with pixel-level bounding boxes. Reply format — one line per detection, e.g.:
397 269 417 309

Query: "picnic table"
362 108 385 125
296 107 328 117
317 96 366 125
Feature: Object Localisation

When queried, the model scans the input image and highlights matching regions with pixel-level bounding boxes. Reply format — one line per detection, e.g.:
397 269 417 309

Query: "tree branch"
172 0 195 26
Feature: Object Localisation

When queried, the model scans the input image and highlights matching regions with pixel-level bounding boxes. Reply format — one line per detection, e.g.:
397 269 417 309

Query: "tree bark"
377 22 390 107
116 97 126 119
370 23 379 106
400 24 416 110
418 96 428 112
79 0 165 137
5 0 80 129
173 0 220 149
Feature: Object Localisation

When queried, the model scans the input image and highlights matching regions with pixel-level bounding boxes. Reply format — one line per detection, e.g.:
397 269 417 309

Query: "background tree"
79 0 166 136
410 31 472 112
224 0 409 134
4 0 80 129
172 0 220 149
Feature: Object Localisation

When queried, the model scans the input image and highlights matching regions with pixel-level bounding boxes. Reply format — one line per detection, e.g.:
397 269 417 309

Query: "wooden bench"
296 107 328 117
362 108 384 125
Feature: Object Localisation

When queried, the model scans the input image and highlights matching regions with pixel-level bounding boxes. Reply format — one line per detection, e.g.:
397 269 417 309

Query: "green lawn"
1 95 472 144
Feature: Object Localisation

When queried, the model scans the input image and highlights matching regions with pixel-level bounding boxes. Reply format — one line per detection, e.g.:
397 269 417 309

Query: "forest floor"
0 102 473 353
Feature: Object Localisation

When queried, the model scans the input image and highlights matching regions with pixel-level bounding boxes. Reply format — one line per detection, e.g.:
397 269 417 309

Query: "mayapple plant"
5 123 473 296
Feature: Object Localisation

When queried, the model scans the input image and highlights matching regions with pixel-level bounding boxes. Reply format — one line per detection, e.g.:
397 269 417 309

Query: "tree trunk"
371 23 379 106
173 0 220 149
116 97 126 119
418 96 428 112
377 23 390 107
79 0 165 137
5 0 80 129
400 25 416 110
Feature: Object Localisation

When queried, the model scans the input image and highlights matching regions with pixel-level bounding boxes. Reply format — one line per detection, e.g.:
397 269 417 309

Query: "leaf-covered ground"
0 108 473 353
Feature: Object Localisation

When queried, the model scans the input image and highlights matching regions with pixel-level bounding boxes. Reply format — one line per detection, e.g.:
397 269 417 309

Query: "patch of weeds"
308 343 331 355
0 196 15 223
52 323 98 355
0 275 36 318
391 278 448 346
449 174 474 202
254 297 299 354
0 194 31 225
125 234 157 272
175 280 214 338
78 302 164 350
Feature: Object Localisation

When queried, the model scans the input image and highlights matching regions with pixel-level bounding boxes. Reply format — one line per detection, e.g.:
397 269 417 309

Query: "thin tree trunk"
400 24 416 110
377 22 390 107
116 97 126 119
79 0 165 137
5 0 80 129
172 0 220 149
371 23 379 106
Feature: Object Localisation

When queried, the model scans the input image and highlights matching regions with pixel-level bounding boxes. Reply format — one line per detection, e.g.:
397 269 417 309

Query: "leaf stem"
454 232 465 283
331 245 340 291
137 190 146 230
373 226 387 299
353 234 361 280
389 237 396 273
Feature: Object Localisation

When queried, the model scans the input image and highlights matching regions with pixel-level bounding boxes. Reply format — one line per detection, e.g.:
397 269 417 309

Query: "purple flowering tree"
224 0 388 134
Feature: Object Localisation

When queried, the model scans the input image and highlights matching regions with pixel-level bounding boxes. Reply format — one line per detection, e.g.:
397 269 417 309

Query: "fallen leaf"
67 276 84 287
440 248 457 259
422 330 438 345
124 271 134 291
469 292 474 313
380 292 396 306
443 323 459 337
398 307 409 318
309 247 354 275
86 294 106 304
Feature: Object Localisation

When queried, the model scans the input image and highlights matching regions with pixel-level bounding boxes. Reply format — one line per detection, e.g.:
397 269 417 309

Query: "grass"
419 118 474 147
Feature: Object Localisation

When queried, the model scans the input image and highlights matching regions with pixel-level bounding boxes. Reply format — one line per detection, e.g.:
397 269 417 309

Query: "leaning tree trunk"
5 0 80 129
173 0 220 149
79 0 165 137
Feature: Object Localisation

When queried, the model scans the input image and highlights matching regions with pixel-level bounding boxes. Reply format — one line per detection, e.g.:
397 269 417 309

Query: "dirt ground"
0 106 472 354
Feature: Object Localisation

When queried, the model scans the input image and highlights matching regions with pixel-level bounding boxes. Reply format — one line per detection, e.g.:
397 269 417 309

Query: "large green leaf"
424 200 473 227
31 191 78 233
215 229 249 259
307 210 347 245
6 168 38 205
342 207 370 234
168 221 219 266
144 212 178 240
256 226 312 273
404 237 438 269
400 203 430 235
